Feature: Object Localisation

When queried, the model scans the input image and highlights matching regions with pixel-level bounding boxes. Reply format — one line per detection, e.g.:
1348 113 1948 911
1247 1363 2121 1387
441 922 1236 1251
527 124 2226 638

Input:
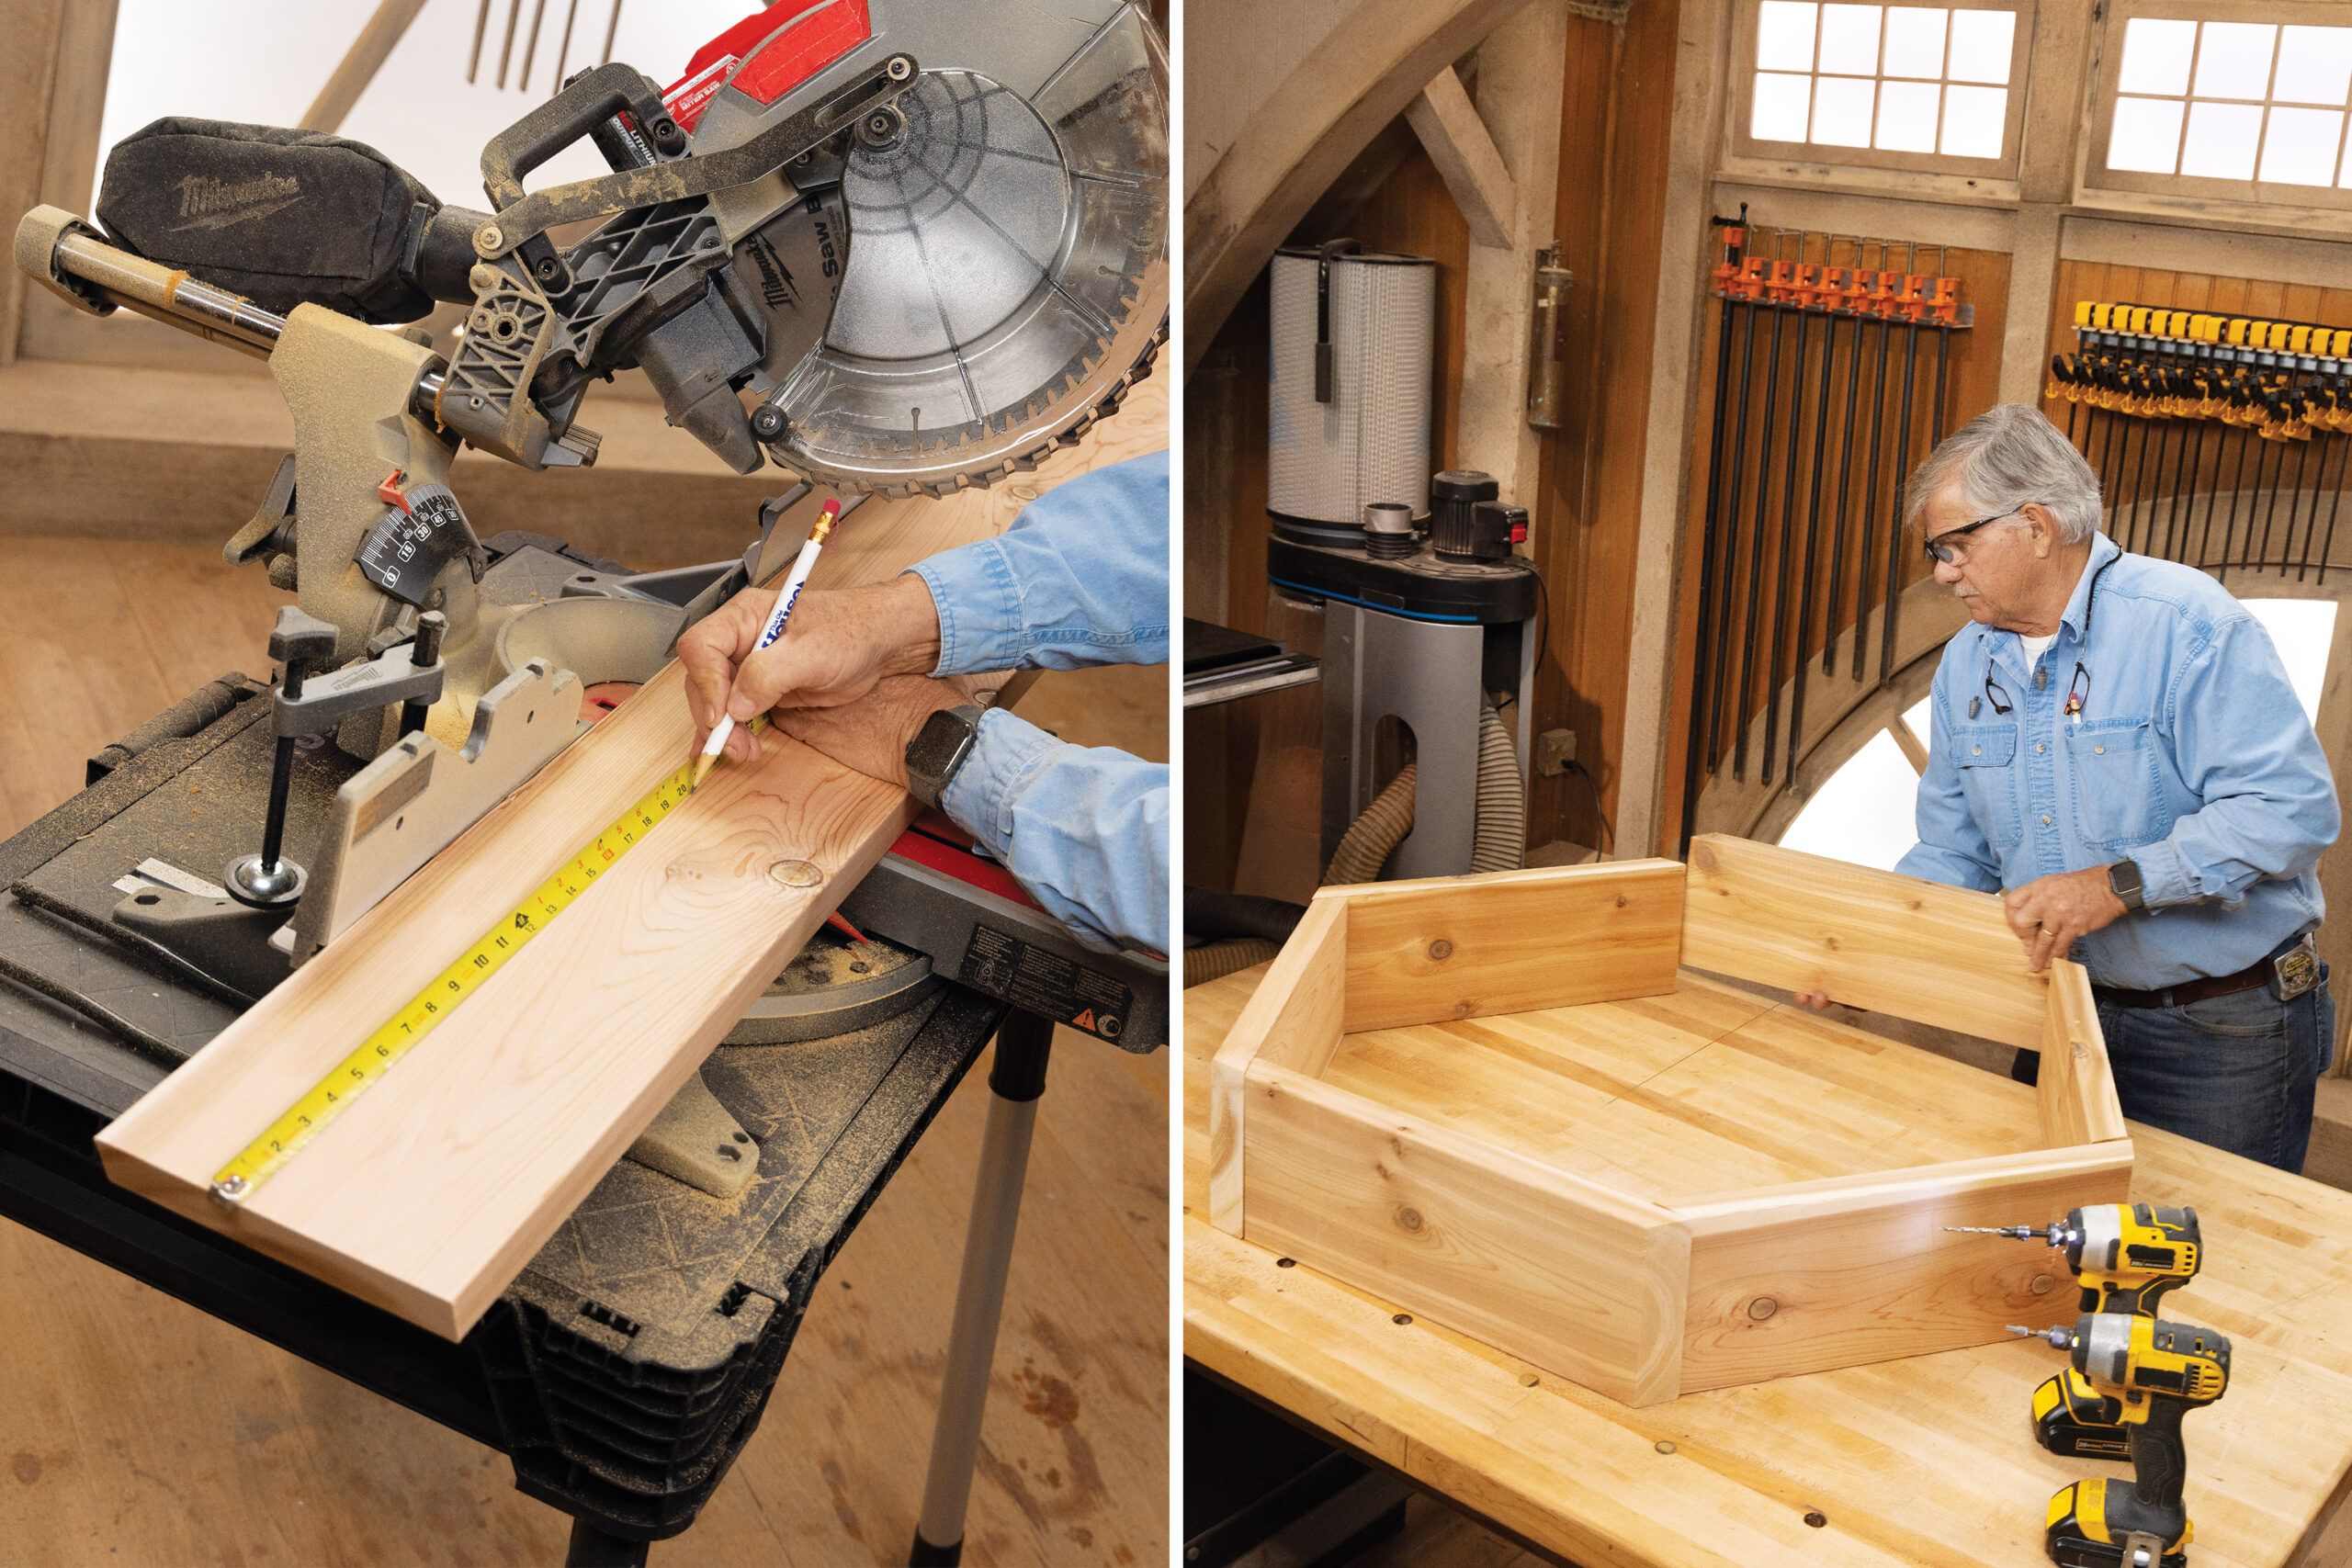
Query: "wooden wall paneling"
1669 1140 2135 1393
1452 1 1567 514
92 406 1165 1339
1679 834 2050 1050
1317 859 1685 1031
0 0 72 370
1238 1057 1692 1407
2040 960 2127 1146
1182 0 1535 370
1206 897 1350 1233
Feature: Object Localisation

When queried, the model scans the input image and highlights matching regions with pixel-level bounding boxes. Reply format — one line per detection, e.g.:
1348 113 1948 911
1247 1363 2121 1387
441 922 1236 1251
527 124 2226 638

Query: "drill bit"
2008 1324 2074 1348
1948 1224 2048 1239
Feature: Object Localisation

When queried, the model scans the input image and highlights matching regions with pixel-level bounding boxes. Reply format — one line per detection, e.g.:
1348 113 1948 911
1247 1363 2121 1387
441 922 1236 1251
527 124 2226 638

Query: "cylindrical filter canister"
1430 468 1498 559
1268 244 1437 525
1362 502 1417 558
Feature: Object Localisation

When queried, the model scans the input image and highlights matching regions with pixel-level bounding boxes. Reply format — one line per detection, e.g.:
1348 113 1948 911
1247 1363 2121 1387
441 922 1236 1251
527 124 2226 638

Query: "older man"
1882 402 2338 1172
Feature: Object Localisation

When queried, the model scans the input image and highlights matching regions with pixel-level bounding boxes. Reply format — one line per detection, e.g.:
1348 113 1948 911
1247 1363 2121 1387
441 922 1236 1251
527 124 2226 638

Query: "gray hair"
1901 402 2102 545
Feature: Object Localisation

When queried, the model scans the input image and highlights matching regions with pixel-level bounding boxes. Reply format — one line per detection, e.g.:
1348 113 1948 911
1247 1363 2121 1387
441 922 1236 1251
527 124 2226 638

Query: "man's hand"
678 574 943 763
769 675 984 791
2001 866 2128 973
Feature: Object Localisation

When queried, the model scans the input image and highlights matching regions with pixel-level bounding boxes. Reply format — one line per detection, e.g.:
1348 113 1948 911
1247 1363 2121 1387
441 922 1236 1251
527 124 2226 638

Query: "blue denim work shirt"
907 449 1170 955
1894 531 2338 990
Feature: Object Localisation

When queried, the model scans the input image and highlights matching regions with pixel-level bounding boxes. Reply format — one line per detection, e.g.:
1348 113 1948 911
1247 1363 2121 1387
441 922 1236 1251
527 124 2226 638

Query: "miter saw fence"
84 0 1168 495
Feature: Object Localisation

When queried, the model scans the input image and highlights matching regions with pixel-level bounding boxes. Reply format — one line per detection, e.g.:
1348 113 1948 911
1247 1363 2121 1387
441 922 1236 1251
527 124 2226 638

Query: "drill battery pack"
2033 1368 2133 1461
2046 1479 2189 1568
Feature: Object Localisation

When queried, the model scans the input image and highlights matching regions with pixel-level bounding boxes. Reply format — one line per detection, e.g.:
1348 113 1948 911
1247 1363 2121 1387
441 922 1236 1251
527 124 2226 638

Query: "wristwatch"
905 704 984 809
2107 858 2145 912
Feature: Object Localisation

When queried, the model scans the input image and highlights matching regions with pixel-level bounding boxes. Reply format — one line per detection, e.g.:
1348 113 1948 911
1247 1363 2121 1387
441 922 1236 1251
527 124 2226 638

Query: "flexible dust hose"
1323 761 1417 885
1471 703 1525 874
1183 938 1284 987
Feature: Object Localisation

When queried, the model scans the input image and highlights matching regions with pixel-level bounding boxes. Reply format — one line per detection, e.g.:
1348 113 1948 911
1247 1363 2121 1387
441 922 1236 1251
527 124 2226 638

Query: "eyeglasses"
1921 509 2030 566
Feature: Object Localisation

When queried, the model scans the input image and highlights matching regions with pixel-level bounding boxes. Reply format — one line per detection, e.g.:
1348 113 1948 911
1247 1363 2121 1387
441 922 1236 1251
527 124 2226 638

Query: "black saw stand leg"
909 1009 1056 1566
564 1517 650 1567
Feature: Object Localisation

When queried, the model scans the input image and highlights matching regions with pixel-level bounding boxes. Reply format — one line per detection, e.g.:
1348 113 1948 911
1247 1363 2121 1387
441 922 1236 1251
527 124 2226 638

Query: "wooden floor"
0 536 1170 1566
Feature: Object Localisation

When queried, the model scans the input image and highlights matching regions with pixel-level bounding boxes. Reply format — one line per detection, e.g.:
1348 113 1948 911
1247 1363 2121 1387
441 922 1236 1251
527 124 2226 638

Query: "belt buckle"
2272 933 2320 1002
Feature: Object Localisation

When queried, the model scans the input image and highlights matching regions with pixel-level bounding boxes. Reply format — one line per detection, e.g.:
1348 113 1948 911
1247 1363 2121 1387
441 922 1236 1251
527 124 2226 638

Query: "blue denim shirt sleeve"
907 449 1171 675
941 707 1170 954
1896 664 2005 893
2134 615 2340 908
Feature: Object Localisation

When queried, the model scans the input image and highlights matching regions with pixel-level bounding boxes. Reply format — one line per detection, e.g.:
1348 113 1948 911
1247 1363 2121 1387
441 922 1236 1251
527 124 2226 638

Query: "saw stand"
0 522 1166 1563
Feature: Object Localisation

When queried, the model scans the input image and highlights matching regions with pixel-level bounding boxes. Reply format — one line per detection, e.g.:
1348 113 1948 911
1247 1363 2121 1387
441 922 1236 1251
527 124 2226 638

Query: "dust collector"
1265 240 1541 882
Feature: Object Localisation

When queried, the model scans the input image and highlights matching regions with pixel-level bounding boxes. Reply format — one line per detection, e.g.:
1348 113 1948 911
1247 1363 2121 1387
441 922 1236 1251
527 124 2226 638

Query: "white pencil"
691 497 841 792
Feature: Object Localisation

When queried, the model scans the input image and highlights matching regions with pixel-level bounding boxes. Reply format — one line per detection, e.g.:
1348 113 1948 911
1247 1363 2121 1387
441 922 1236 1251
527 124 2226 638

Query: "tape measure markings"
210 750 707 1203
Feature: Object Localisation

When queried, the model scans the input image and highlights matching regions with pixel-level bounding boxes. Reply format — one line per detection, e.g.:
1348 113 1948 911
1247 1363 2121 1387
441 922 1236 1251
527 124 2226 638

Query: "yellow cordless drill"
2012 1313 2231 1568
1951 1204 2201 1458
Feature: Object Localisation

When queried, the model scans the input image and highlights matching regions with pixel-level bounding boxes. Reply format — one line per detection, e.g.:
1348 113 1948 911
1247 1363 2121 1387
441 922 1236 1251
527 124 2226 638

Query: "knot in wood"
1746 1295 1779 1321
1395 1204 1425 1233
1614 895 1628 908
1691 845 1717 873
2030 1273 2056 1295
766 859 823 889
1654 1439 1677 1454
1428 938 1454 961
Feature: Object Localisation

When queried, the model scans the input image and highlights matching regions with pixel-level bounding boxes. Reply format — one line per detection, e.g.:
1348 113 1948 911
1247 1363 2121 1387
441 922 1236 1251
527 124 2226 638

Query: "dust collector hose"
1471 704 1525 874
1183 938 1284 987
1323 761 1418 885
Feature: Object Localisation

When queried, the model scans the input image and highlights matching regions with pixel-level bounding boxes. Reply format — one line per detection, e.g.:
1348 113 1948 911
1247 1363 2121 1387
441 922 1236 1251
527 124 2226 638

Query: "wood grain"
1321 858 1685 1032
1405 68 1516 248
1206 895 1347 1233
1680 834 2049 1051
93 400 1167 1340
1673 1142 2134 1394
1239 1058 1691 1406
1186 964 2352 1568
2040 959 2127 1146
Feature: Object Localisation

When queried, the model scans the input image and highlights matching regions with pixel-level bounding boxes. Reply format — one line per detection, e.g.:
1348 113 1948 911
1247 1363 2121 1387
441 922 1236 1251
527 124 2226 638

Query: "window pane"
2193 22 2278 101
1778 729 1925 873
1819 3 1884 74
1948 10 2016 85
1758 1 1821 71
1753 71 1815 140
1814 74 1878 144
2259 105 2344 186
1882 6 1950 77
2274 27 2352 107
2118 17 2197 97
2109 95 2186 174
1876 77 1941 149
1901 695 1933 738
2181 98 2265 179
2241 599 2336 726
1941 84 2007 156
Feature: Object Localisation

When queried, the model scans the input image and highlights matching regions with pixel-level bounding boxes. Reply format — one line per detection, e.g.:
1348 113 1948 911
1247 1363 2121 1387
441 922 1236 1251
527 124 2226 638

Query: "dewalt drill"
1951 1204 2201 1458
2012 1313 2231 1568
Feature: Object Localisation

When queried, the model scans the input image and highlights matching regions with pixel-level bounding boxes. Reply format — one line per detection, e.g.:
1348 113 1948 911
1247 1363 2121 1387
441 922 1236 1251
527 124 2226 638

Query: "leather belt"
2095 931 2321 1010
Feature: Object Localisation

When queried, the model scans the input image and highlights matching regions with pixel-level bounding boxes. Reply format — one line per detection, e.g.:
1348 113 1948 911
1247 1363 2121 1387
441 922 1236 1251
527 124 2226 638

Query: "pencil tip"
689 754 716 794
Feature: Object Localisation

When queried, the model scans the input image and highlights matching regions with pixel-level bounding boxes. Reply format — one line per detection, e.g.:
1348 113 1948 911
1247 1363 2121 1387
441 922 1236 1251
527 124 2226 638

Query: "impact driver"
1952 1204 2201 1458
2012 1313 2231 1568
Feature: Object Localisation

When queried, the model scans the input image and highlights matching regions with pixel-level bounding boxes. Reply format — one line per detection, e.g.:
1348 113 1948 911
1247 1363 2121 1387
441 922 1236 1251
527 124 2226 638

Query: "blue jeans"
2020 964 2334 1172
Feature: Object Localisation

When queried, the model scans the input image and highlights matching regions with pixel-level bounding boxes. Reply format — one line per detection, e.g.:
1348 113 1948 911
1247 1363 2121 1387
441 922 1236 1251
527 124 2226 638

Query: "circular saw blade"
766 12 1166 497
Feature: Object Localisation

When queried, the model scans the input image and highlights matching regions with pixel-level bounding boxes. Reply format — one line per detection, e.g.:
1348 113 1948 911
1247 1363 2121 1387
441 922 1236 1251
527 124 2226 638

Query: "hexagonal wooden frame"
1205 834 2132 1407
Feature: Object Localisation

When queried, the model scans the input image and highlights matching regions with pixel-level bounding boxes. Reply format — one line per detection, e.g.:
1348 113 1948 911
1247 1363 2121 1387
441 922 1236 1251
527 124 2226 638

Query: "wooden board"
1185 964 2352 1567
1238 1057 1691 1407
2041 959 2129 1146
1680 834 2050 1051
1207 894 1346 1231
1321 859 1686 1032
93 392 1167 1338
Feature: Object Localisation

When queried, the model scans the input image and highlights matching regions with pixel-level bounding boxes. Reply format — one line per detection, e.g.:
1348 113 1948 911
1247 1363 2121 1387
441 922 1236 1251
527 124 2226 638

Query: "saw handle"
480 62 678 211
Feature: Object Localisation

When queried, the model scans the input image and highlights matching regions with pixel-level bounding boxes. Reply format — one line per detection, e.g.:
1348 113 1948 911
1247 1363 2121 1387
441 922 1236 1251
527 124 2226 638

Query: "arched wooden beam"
1183 0 1533 373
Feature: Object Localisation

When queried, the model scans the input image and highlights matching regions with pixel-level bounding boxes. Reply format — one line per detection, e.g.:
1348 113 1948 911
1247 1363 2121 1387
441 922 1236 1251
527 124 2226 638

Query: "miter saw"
12 0 1166 975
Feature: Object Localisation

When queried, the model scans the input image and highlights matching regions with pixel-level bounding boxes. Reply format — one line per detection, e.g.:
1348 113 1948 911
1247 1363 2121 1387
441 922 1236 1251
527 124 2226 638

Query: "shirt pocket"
2066 717 2163 852
1955 725 2022 851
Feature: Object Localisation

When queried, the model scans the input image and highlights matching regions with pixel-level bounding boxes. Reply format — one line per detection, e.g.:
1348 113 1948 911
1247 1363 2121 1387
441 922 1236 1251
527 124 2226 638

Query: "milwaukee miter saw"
11 0 1166 964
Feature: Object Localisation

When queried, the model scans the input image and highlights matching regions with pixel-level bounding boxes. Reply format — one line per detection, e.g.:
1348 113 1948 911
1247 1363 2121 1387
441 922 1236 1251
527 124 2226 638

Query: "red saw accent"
665 0 874 132
890 812 1039 912
377 468 411 513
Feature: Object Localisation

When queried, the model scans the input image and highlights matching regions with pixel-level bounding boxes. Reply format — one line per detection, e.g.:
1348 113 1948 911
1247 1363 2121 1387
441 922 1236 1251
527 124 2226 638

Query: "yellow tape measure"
210 741 720 1204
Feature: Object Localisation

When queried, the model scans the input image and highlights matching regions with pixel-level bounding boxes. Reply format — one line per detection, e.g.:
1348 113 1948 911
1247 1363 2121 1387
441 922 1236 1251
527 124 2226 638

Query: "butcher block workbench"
1183 963 2352 1567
